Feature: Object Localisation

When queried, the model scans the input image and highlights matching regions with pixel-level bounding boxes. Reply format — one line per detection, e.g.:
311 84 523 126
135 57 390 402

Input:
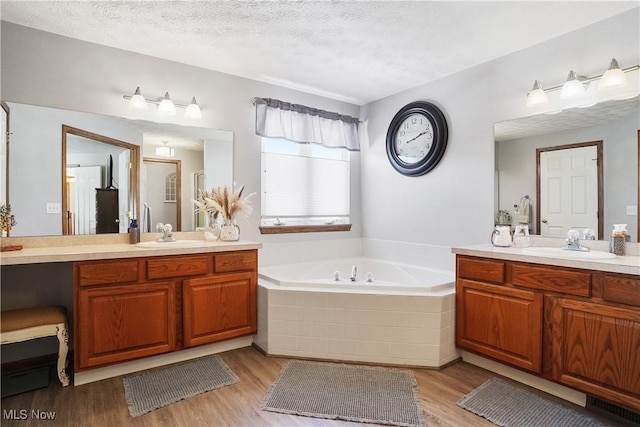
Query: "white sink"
523 247 616 260
136 240 207 248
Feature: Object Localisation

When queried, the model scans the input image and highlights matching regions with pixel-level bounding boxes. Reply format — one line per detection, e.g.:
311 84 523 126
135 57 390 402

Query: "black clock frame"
385 101 448 176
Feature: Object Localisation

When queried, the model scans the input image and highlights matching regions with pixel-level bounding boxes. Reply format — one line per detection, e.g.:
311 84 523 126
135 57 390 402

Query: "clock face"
395 113 434 164
385 101 448 176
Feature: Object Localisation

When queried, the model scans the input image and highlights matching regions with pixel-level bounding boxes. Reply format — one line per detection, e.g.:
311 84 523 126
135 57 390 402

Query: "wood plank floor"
0 346 628 426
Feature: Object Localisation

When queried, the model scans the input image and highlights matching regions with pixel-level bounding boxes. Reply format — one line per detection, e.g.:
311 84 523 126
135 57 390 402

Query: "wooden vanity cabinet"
74 250 257 371
456 257 543 373
456 255 640 412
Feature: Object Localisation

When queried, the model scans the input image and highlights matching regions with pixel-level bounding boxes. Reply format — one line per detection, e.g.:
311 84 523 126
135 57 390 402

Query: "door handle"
541 219 548 224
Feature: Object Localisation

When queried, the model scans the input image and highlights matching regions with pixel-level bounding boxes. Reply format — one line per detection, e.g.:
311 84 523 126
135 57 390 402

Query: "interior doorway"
536 141 603 240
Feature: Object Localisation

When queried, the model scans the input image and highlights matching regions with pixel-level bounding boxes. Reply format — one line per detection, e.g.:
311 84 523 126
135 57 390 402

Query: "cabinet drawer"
512 264 590 297
77 260 139 287
147 255 209 280
603 275 640 308
214 251 257 273
457 257 505 284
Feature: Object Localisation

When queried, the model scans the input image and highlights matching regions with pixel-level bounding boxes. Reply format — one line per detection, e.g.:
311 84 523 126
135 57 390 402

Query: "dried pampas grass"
193 185 255 224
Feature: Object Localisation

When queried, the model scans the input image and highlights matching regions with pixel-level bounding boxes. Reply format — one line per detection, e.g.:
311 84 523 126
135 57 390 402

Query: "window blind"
261 152 349 217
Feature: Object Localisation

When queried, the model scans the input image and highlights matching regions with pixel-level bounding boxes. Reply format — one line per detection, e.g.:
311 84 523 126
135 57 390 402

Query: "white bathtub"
259 257 454 294
256 257 459 368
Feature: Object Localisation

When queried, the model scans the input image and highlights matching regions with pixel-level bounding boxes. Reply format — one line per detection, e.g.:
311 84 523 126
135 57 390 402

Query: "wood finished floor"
0 346 627 427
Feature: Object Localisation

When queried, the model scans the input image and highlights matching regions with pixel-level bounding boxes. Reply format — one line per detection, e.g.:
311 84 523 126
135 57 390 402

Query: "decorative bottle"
128 218 140 244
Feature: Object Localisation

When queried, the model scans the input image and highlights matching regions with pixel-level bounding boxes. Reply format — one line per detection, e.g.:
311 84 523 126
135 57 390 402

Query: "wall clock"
386 101 448 176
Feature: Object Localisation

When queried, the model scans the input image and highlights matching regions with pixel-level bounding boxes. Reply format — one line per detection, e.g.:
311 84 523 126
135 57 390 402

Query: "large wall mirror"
495 97 639 242
4 101 233 237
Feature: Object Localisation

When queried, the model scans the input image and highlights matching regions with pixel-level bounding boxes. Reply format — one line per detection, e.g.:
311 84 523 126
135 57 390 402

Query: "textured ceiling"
1 1 637 105
494 96 640 141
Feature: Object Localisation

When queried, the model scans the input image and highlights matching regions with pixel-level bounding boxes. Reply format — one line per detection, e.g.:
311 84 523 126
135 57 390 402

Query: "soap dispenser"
128 218 140 244
610 224 627 255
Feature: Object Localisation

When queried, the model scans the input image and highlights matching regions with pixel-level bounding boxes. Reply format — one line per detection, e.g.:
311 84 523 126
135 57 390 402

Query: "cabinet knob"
115 219 120 223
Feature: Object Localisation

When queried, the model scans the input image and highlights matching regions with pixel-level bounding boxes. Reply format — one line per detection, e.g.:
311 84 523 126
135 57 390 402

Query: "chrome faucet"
156 223 175 242
564 229 588 251
350 265 357 282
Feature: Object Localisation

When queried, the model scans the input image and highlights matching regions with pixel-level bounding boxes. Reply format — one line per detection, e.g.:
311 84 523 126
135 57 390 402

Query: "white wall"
359 9 639 248
1 21 362 246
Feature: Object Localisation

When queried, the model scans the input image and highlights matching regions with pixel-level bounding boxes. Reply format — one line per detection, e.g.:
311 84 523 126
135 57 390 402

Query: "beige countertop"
452 243 639 276
0 233 262 266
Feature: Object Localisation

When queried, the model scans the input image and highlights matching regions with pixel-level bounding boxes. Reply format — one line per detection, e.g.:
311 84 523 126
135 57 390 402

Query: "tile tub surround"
256 283 458 368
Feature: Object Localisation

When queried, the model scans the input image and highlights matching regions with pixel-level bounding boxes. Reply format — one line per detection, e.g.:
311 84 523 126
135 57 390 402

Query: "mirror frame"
1 102 9 212
61 125 140 235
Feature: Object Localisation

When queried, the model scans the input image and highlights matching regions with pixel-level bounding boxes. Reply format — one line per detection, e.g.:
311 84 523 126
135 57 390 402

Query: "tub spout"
350 265 357 282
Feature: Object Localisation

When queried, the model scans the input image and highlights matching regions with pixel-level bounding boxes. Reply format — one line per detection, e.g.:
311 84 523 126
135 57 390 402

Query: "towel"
519 197 530 224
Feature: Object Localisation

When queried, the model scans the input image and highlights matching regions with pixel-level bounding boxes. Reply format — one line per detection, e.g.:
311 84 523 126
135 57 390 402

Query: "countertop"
452 243 639 276
0 237 262 266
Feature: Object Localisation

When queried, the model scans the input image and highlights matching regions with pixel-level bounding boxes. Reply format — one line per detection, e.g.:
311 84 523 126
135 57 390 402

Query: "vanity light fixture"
123 87 202 119
525 80 548 106
128 86 147 110
526 58 639 108
155 141 175 157
560 70 587 100
157 92 176 116
599 58 628 89
184 97 202 120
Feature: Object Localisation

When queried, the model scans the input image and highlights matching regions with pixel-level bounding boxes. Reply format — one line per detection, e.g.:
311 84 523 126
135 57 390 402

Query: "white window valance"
254 97 360 151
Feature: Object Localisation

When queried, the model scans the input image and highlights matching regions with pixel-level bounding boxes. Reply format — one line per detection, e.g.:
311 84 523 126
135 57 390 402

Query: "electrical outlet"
46 202 61 214
626 205 638 216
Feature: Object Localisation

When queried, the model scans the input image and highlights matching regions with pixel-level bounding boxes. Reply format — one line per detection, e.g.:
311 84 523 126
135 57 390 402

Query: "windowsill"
259 224 352 234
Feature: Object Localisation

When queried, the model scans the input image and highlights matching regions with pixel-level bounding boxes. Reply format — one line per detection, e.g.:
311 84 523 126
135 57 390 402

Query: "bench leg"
56 322 70 386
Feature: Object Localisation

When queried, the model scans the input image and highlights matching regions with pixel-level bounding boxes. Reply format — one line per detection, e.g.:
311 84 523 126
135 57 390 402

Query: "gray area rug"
261 360 425 427
457 378 607 427
123 355 239 417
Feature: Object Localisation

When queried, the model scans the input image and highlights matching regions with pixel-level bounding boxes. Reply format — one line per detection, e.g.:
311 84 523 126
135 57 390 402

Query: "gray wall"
1 21 362 244
359 9 638 247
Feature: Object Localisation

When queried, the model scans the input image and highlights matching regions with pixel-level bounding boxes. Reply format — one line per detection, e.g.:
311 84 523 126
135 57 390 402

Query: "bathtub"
256 257 459 368
258 257 454 294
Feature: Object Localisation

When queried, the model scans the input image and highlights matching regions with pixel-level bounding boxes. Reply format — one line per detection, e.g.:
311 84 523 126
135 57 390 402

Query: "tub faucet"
350 265 357 282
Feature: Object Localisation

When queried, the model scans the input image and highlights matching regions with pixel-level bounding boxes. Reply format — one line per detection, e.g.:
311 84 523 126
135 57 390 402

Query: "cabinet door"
183 272 256 347
456 279 543 373
77 282 176 369
548 297 640 411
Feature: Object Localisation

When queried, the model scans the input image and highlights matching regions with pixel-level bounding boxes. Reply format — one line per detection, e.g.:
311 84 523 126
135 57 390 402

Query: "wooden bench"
1 306 70 386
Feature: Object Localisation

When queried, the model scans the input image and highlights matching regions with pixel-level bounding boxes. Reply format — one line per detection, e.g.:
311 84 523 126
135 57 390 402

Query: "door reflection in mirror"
62 125 139 235
142 158 182 232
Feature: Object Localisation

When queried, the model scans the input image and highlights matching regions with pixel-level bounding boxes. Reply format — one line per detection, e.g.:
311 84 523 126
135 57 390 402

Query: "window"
165 172 177 202
261 138 350 227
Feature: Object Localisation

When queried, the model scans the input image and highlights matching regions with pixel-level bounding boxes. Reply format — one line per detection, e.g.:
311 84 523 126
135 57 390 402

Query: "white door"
73 166 101 235
539 145 598 238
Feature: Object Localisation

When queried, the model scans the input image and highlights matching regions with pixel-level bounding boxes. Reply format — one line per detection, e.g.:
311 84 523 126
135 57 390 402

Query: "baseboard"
74 336 253 386
461 351 586 407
